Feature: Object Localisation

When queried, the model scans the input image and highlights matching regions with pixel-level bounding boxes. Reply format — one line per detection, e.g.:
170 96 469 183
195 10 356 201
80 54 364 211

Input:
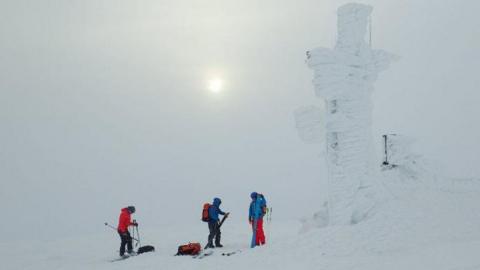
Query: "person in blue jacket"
206 197 229 249
249 192 267 247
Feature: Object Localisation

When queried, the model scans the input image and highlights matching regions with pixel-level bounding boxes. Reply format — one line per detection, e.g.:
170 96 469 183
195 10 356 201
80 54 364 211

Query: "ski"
251 218 257 248
192 250 213 259
110 254 137 262
221 249 242 256
219 212 229 228
110 257 129 262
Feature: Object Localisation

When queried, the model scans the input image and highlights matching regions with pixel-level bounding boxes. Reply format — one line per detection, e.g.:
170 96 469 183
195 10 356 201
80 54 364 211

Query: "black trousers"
207 221 221 246
118 230 133 256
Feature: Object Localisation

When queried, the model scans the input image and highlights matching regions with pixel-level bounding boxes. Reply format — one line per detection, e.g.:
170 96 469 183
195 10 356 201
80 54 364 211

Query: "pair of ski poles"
104 221 141 247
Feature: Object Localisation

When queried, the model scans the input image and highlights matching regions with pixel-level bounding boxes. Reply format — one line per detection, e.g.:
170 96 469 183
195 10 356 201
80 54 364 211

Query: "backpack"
258 194 267 215
176 242 201 256
137 245 155 254
201 203 211 222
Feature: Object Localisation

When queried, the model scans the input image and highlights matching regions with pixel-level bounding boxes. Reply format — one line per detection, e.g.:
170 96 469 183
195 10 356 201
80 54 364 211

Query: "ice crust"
294 105 325 144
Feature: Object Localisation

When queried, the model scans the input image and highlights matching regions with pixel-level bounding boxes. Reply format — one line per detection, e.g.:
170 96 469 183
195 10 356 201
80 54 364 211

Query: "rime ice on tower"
306 3 395 225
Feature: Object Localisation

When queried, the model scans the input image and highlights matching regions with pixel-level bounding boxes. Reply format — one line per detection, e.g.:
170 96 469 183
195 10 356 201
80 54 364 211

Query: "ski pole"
251 218 257 248
266 207 272 245
130 226 135 247
104 222 140 242
250 200 258 248
104 222 117 230
134 219 141 247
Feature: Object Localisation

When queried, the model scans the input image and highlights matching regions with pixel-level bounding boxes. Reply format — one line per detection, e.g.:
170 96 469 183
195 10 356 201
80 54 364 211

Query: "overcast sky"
1 0 479 241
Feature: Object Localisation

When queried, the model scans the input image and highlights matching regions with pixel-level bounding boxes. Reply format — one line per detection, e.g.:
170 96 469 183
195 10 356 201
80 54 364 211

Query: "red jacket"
117 208 133 233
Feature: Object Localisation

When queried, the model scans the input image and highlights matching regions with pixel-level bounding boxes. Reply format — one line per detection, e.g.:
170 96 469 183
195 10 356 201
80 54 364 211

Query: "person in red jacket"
117 206 138 257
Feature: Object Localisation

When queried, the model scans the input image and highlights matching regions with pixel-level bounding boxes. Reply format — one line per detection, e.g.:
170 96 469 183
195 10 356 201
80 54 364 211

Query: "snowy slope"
4 166 480 270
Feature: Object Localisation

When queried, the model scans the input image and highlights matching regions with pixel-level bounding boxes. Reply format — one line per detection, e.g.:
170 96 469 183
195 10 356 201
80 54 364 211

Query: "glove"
225 212 230 217
132 222 138 227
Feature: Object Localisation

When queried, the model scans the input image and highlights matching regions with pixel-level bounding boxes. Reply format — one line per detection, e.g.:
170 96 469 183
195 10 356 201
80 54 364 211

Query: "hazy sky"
1 0 479 241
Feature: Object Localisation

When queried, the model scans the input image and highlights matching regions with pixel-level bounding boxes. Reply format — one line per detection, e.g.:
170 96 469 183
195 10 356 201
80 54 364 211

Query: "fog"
1 0 479 241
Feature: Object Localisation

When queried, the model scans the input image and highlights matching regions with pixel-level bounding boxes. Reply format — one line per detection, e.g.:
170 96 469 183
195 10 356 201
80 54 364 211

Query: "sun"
207 78 223 93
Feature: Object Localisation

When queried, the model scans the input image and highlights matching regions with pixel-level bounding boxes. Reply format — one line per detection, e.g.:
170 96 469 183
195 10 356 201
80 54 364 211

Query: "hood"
127 205 135 214
213 197 221 207
250 192 258 199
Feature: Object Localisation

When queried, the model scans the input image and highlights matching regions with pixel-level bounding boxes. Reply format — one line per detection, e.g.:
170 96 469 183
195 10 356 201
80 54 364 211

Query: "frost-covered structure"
305 3 396 225
294 106 325 144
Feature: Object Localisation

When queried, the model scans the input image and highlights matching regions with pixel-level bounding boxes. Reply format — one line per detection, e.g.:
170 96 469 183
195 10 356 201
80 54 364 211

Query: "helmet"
250 192 258 199
127 206 136 214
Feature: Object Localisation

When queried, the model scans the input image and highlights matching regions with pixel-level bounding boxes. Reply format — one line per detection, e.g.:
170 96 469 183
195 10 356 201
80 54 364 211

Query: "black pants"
207 221 221 246
118 230 133 256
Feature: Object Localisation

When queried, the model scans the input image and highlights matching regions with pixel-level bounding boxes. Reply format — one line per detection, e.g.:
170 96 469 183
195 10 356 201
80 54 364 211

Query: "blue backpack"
258 194 267 215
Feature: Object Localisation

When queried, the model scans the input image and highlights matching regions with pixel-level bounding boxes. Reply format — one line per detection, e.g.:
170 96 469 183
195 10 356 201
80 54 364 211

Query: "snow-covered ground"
2 2 480 270
4 166 480 270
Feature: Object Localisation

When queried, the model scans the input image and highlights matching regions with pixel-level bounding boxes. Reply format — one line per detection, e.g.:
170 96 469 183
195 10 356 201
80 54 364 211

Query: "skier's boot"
215 243 223 248
205 243 215 249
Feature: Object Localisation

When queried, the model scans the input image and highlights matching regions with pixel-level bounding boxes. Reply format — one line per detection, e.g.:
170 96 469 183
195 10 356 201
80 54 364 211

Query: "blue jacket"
209 198 225 222
249 195 267 220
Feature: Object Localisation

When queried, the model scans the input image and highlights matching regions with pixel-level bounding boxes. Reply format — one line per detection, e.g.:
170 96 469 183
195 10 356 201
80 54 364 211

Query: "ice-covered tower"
306 3 395 225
